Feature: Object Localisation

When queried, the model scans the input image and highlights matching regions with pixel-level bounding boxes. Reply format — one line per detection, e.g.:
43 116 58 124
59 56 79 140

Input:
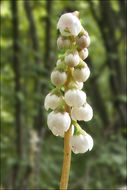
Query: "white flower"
70 133 93 154
75 82 83 90
56 59 62 66
44 93 62 110
57 36 71 49
71 103 93 121
51 70 67 87
65 89 86 107
79 48 88 60
57 13 82 36
65 51 80 67
73 65 90 82
47 111 71 137
76 34 90 49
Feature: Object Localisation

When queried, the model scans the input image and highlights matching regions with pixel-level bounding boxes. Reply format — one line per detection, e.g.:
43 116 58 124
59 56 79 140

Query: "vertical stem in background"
24 0 42 133
60 68 72 190
88 0 126 128
22 0 53 187
11 0 22 186
44 0 52 69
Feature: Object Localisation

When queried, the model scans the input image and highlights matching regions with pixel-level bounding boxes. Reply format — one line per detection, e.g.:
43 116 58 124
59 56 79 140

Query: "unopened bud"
78 28 88 37
73 63 90 82
65 51 80 67
72 11 80 17
76 34 90 49
56 59 62 66
75 81 83 89
79 48 88 60
57 36 71 49
51 70 67 87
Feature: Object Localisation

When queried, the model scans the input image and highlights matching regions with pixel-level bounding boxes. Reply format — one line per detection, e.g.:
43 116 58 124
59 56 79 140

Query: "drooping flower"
51 70 67 87
73 64 90 82
79 48 88 60
65 51 80 67
57 36 71 49
47 111 71 137
56 59 62 66
76 32 90 49
65 89 86 107
70 133 93 154
57 13 82 36
71 103 93 121
75 81 83 90
44 93 63 110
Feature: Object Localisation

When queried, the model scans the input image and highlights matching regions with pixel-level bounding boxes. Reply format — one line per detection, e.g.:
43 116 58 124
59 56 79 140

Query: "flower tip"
72 11 80 17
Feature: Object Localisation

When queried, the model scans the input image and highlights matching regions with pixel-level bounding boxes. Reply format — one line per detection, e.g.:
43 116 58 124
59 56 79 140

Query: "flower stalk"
60 125 72 190
60 67 72 190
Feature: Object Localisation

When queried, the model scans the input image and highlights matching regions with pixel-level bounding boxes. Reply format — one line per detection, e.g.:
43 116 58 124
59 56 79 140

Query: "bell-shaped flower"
56 59 62 66
44 93 63 110
47 111 71 137
51 70 67 87
76 32 90 49
75 82 83 90
79 48 88 60
73 63 90 82
71 103 93 121
57 36 71 49
70 133 93 154
65 51 80 67
57 13 82 36
65 89 86 107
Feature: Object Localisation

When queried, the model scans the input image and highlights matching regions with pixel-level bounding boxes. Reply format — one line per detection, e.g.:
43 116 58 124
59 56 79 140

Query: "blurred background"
1 0 126 189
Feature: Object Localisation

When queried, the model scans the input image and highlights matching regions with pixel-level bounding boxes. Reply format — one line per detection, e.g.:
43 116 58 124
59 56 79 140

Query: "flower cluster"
44 11 93 154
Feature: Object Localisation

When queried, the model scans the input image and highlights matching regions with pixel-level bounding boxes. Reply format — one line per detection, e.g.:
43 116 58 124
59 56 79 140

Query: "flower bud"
65 89 86 107
79 48 88 60
78 28 88 37
51 70 67 87
75 82 83 90
65 51 80 67
76 34 90 49
73 64 90 82
47 111 71 137
56 59 62 66
44 93 63 110
72 11 80 17
71 103 93 121
57 36 71 49
70 133 93 154
57 13 82 36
